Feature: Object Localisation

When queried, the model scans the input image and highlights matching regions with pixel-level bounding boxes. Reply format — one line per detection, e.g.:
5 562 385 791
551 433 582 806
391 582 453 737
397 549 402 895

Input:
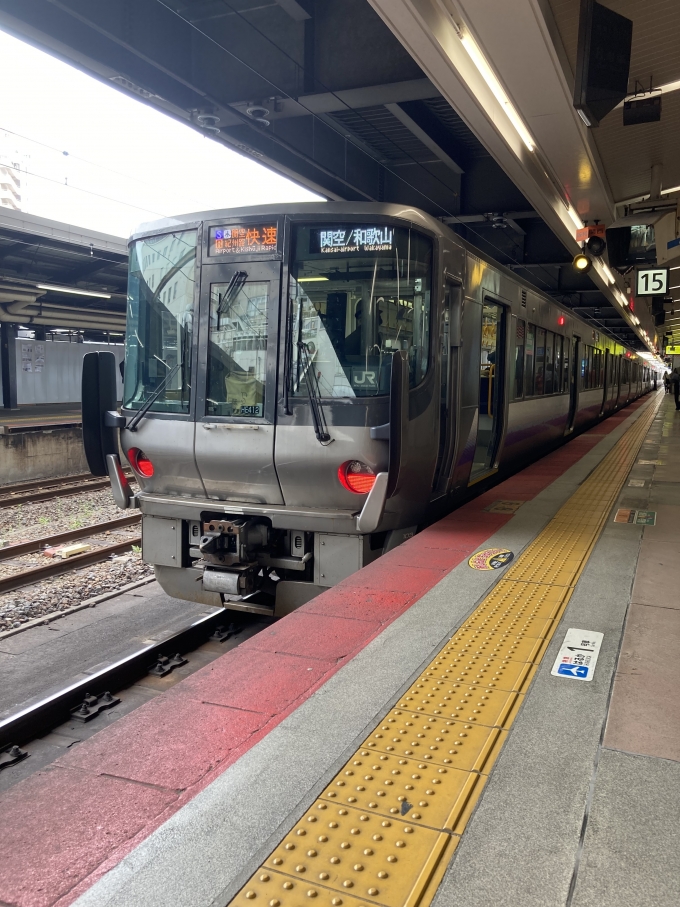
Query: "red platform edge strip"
0 400 649 907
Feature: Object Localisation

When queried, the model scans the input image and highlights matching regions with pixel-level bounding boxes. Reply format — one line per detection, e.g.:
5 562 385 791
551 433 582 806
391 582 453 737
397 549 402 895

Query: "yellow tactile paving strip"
230 396 661 907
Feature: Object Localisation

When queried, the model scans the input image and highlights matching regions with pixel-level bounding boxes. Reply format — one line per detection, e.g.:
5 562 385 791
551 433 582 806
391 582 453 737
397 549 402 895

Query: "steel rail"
0 536 142 595
0 477 114 508
0 608 230 751
0 514 141 562
0 471 96 496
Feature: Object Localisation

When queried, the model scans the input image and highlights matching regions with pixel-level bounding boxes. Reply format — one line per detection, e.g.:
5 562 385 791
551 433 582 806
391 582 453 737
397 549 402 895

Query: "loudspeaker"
574 0 633 126
623 96 662 126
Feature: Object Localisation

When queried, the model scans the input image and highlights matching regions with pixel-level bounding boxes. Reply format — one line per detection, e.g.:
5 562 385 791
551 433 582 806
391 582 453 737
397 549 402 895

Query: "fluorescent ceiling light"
458 29 535 152
36 283 112 299
297 276 329 282
661 185 680 196
567 207 583 230
599 262 616 285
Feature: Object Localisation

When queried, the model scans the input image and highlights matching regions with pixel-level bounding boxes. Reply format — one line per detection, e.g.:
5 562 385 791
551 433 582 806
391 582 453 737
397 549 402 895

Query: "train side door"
193 259 284 504
432 278 461 496
566 336 580 434
469 299 506 481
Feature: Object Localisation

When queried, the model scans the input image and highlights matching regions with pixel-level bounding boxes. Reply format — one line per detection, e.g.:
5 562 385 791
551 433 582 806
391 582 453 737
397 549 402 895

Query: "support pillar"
1 322 18 410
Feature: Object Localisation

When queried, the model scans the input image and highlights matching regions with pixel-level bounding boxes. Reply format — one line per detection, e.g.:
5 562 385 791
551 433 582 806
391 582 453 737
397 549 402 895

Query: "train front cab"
114 207 457 615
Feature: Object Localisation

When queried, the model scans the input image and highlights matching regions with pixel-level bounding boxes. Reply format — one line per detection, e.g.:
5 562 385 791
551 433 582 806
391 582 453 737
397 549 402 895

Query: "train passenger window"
534 328 546 395
471 300 505 479
580 348 588 389
554 335 563 392
206 281 269 417
123 230 197 414
524 324 535 396
544 331 555 394
513 319 525 399
290 225 432 397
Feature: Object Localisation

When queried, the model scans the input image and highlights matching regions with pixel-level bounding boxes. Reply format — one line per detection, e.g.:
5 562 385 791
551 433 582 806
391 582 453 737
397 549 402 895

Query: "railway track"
0 515 142 595
0 471 131 508
0 608 263 760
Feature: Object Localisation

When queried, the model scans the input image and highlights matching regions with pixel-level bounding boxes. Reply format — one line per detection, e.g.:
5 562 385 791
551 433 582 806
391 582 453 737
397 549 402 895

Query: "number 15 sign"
636 267 668 296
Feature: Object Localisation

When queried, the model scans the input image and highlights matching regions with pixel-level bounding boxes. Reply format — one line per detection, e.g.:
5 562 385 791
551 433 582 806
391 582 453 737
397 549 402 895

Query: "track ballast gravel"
0 484 152 633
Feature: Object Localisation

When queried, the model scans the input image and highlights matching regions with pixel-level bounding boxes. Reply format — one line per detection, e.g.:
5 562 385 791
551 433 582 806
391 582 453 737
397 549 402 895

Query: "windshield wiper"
217 271 248 329
298 340 331 444
127 363 181 432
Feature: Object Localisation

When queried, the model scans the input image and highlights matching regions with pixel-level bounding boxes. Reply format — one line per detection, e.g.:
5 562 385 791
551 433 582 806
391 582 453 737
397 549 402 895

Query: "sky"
0 28 321 238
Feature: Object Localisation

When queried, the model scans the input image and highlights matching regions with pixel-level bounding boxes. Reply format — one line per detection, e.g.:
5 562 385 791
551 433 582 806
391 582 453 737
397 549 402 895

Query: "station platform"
1 389 678 907
0 403 81 434
0 403 86 484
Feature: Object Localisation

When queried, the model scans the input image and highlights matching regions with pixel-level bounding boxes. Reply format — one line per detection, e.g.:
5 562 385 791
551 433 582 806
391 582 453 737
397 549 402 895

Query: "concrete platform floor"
1 391 677 907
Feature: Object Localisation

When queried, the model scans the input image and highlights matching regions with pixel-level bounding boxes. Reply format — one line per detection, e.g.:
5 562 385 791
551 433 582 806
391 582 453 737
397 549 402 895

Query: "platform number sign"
636 268 668 296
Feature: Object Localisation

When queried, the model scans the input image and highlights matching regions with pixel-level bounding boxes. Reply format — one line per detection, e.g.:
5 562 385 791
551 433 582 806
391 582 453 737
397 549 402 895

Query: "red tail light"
338 460 376 494
128 447 154 478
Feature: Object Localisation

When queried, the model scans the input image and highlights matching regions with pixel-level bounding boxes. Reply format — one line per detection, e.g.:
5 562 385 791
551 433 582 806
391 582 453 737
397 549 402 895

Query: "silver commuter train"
82 202 655 617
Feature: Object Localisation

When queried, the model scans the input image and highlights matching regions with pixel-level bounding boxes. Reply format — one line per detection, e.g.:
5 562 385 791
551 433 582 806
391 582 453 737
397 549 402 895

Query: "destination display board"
310 225 394 255
209 223 278 256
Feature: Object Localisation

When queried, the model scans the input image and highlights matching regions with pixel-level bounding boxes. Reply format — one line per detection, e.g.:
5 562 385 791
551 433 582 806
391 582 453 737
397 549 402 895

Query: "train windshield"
123 230 197 413
290 224 432 398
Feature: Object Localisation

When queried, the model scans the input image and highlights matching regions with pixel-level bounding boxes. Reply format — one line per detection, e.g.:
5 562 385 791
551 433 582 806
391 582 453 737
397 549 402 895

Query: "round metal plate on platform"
467 548 514 571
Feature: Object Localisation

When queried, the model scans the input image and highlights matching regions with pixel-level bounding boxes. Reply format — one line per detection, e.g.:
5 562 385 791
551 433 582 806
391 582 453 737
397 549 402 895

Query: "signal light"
128 447 154 478
573 251 592 273
558 315 566 326
338 460 376 494
586 235 607 256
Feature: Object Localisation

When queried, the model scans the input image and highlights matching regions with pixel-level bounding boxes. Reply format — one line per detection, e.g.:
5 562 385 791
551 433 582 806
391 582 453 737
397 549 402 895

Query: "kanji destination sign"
209 223 278 256
310 225 394 254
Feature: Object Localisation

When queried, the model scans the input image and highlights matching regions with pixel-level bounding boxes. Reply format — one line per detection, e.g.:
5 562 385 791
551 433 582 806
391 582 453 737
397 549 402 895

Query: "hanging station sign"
209 223 278 256
636 267 669 296
310 226 394 255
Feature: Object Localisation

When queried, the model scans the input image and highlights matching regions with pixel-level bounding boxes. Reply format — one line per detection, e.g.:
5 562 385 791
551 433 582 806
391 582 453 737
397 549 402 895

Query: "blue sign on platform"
557 664 589 678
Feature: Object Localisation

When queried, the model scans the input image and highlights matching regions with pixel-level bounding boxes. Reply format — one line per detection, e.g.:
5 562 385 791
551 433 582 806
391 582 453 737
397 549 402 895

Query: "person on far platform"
670 367 680 410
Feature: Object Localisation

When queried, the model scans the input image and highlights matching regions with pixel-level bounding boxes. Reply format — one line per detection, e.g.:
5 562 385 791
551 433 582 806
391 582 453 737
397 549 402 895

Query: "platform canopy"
0 208 127 336
0 0 676 352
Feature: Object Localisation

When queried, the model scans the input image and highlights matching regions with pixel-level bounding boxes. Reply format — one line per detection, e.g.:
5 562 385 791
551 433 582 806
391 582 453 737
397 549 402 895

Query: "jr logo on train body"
351 368 378 388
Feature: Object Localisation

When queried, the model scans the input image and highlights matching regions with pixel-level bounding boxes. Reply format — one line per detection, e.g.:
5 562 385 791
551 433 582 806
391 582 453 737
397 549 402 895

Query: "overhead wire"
0 159 169 218
0 125 159 191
